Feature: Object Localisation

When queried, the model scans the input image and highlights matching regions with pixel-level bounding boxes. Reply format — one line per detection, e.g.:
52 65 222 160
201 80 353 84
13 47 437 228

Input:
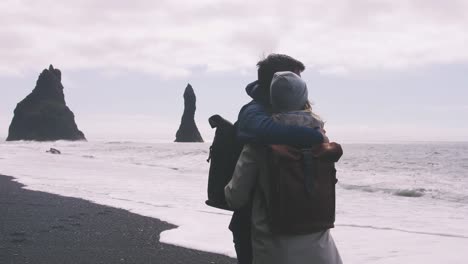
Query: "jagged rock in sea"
6 65 86 141
175 84 204 143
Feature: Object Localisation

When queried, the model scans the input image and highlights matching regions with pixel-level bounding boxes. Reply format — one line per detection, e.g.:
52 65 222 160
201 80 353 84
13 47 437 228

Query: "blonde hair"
304 101 325 127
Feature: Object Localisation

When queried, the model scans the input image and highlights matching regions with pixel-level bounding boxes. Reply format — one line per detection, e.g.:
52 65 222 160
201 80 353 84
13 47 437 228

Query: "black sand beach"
0 175 236 264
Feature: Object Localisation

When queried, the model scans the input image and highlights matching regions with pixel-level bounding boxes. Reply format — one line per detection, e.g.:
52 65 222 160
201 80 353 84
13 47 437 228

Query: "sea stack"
6 65 86 141
175 84 204 142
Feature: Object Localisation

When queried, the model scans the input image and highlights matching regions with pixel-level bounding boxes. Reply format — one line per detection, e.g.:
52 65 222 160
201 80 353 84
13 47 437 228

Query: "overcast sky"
1 0 467 142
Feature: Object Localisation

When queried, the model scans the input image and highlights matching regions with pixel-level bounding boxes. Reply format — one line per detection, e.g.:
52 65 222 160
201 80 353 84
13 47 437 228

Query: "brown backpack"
266 143 343 235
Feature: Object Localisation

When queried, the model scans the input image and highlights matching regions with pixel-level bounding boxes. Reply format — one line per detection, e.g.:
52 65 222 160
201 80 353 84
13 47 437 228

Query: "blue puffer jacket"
237 81 324 145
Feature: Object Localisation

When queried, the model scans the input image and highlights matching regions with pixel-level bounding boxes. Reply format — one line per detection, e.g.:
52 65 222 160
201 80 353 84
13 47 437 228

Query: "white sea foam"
1 141 468 264
340 184 428 198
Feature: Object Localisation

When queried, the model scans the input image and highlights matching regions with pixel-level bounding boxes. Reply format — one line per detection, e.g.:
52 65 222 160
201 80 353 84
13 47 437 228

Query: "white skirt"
252 229 343 264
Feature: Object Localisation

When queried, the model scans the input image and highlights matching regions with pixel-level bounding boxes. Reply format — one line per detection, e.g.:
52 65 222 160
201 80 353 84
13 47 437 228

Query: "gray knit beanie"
270 71 308 112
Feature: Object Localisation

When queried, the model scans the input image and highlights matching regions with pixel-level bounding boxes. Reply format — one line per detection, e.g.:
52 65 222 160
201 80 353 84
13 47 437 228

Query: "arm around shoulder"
237 102 324 146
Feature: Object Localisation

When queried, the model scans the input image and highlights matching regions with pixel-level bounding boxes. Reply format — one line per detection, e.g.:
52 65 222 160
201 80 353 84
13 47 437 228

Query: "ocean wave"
337 224 468 239
393 188 426 197
105 141 135 145
340 184 426 198
339 183 468 204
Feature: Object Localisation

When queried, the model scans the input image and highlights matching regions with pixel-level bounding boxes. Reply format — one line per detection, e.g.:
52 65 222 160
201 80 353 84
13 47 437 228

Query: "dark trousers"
229 206 252 264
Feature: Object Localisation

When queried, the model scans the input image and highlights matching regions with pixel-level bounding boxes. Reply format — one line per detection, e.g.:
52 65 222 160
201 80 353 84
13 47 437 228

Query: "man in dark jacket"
231 54 325 264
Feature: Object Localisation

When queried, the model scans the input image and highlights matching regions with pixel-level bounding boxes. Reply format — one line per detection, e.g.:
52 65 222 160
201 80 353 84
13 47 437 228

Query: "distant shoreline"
1 137 467 145
0 174 235 264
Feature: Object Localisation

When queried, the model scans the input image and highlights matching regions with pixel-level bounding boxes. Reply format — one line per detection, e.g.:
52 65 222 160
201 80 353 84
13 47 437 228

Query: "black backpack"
206 115 244 211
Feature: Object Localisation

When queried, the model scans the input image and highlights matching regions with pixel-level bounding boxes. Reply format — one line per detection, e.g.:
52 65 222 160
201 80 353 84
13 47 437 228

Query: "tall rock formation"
6 65 86 141
175 84 204 142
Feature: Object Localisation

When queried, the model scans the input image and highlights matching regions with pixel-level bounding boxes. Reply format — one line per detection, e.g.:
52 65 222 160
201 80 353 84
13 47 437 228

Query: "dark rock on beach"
6 65 85 141
175 84 204 142
46 148 61 154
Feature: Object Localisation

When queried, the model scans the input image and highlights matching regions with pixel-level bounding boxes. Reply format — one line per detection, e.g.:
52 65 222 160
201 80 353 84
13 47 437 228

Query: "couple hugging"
223 54 343 264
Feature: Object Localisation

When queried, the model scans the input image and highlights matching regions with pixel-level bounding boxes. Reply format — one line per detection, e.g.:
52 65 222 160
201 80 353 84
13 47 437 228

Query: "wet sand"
0 175 236 264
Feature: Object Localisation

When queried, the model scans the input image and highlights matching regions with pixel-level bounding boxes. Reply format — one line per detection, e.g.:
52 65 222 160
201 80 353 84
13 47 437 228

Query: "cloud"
1 0 467 77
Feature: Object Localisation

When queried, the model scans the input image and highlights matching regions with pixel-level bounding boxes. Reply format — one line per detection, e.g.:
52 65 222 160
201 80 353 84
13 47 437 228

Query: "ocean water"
1 140 467 263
